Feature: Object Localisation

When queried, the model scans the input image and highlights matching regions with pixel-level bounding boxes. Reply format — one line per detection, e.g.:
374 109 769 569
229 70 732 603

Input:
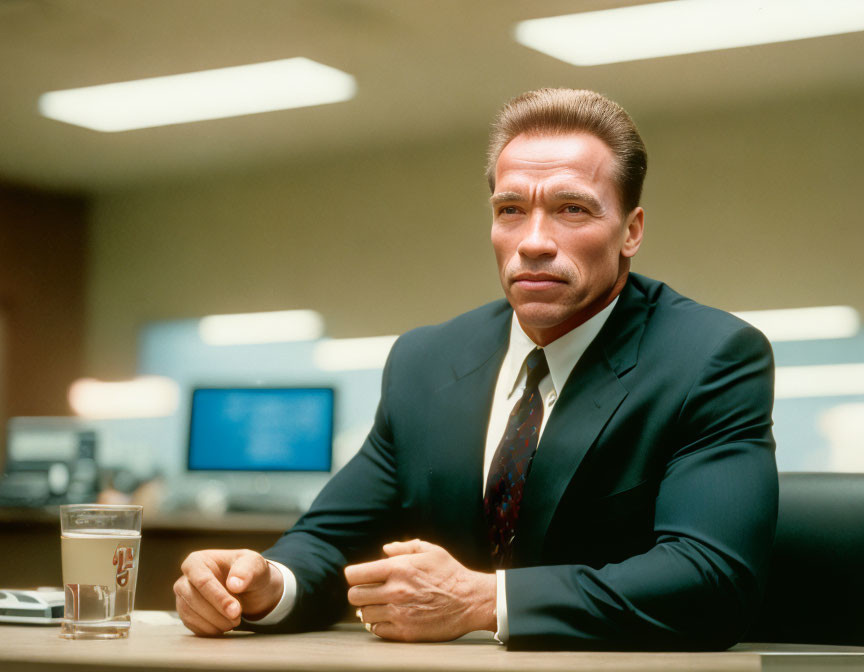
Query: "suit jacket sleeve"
504 324 778 650
244 338 404 633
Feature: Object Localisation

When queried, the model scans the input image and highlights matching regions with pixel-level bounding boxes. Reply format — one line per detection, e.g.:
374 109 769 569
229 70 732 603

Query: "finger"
175 588 227 637
344 558 393 586
176 596 223 636
180 610 225 637
182 559 242 620
347 582 387 606
369 621 400 641
174 576 240 633
225 550 268 594
358 604 391 624
382 539 435 557
382 539 424 556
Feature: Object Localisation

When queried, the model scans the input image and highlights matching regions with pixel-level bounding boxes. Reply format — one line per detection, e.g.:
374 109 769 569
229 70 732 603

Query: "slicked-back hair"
486 88 647 215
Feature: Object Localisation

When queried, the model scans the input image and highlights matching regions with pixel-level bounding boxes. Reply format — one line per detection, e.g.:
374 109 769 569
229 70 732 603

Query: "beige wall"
86 89 864 378
87 135 500 377
635 90 863 313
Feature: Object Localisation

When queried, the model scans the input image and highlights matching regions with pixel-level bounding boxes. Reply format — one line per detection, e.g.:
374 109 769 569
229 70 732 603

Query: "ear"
621 207 644 258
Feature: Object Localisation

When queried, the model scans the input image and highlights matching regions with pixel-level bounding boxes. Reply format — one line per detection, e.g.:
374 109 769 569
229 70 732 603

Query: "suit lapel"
513 277 651 565
425 301 510 568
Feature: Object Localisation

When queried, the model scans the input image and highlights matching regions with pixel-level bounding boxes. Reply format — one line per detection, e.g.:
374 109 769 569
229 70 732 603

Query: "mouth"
511 273 567 291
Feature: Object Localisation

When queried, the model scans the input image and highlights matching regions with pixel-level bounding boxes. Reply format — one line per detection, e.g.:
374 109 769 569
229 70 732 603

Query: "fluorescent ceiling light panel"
733 306 860 342
775 364 864 399
199 309 324 346
313 335 398 371
39 57 357 132
69 376 180 419
515 0 864 66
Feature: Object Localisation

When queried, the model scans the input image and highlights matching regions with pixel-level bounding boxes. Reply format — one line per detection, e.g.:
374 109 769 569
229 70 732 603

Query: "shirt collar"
503 297 619 398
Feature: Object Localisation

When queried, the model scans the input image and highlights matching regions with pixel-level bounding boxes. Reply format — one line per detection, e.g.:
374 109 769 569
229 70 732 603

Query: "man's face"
490 132 644 346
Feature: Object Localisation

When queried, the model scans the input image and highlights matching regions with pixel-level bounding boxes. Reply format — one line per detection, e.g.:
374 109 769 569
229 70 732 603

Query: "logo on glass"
112 546 135 587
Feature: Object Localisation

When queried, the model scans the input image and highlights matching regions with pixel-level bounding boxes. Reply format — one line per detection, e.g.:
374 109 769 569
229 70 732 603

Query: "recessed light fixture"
515 0 864 66
39 57 357 132
733 306 860 342
313 335 398 371
198 309 325 346
775 364 864 399
69 376 180 418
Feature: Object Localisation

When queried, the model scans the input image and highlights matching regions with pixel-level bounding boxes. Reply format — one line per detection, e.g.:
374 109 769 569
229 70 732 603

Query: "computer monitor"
187 387 334 472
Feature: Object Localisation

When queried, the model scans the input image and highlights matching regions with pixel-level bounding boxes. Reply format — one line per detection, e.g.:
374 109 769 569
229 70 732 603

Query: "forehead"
494 132 617 194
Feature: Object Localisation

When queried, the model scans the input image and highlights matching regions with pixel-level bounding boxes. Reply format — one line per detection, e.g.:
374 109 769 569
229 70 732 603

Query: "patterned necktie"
484 347 550 567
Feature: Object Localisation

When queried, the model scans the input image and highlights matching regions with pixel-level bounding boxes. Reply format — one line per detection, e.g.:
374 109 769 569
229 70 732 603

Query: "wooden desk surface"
2 612 864 672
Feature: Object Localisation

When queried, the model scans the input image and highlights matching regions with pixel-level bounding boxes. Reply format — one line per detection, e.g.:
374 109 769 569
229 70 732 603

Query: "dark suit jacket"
256 273 778 650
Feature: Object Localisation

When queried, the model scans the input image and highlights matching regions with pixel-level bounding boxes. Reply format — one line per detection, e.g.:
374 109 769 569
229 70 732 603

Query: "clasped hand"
173 540 495 641
345 539 497 642
174 549 284 636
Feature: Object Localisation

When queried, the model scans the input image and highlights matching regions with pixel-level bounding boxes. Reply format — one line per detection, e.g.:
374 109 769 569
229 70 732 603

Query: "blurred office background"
1 0 863 524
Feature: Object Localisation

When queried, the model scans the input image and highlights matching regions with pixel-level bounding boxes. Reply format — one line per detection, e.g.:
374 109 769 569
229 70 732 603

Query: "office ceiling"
1 0 862 193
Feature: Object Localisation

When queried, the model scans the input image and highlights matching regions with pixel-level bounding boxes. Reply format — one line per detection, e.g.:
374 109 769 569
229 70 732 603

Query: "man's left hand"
344 539 497 642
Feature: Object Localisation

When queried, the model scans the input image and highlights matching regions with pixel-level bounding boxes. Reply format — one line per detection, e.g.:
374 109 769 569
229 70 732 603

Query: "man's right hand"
174 549 284 636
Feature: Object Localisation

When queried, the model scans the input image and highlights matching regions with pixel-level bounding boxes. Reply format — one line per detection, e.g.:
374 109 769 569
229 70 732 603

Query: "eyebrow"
489 192 524 207
551 191 604 213
489 190 605 213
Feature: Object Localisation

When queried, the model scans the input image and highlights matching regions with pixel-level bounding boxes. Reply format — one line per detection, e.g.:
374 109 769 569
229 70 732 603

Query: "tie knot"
524 348 549 389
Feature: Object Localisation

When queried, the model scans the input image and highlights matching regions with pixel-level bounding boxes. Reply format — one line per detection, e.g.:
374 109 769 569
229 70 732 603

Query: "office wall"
0 183 88 461
86 135 500 377
0 310 5 455
86 89 864 378
636 89 864 313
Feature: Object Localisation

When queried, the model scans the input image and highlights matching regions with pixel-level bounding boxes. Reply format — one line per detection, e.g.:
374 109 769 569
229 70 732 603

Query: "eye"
498 206 521 216
563 204 585 214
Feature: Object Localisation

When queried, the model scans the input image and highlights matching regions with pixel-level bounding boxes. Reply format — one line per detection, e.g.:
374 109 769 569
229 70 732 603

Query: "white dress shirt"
485 298 617 641
249 298 618 637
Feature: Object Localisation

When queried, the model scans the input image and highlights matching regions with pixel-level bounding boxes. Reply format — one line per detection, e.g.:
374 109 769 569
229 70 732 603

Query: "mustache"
505 263 575 283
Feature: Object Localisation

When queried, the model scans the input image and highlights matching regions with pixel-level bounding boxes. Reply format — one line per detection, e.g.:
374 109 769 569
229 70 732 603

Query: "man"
174 89 778 650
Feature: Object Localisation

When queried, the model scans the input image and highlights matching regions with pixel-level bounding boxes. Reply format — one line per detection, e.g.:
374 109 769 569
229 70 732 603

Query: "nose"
516 209 557 259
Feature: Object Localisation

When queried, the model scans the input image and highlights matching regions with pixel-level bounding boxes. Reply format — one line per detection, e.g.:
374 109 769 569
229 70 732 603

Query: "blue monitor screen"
187 388 334 472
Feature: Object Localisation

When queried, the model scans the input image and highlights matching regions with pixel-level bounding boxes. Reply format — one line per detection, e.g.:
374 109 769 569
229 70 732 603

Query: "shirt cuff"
494 569 508 644
240 560 297 625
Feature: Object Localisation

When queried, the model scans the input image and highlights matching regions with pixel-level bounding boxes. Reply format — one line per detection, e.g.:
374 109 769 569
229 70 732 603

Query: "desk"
1 612 863 672
0 508 297 610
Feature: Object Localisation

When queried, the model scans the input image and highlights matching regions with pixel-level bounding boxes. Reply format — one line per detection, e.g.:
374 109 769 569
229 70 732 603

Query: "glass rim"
59 504 143 512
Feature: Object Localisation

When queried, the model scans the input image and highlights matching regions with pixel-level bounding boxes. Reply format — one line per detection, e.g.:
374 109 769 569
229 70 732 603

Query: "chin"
511 302 572 330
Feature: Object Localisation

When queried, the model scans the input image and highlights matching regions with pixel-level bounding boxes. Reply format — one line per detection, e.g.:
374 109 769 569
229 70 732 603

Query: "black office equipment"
745 472 864 645
0 420 99 507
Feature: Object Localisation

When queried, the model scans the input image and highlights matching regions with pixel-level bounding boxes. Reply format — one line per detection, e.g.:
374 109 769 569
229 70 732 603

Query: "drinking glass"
59 504 143 639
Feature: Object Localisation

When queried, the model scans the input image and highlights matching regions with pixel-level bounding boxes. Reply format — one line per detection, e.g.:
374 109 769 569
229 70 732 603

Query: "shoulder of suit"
629 272 769 349
388 299 511 360
395 298 511 346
